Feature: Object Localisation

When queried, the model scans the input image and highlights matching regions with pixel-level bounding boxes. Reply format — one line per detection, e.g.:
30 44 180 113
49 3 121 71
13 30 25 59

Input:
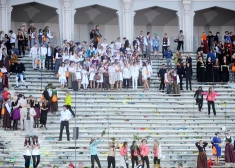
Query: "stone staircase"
0 53 235 168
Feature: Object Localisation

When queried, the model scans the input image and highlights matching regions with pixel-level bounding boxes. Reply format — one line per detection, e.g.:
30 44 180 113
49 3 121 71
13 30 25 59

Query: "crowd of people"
1 22 235 168
197 31 235 83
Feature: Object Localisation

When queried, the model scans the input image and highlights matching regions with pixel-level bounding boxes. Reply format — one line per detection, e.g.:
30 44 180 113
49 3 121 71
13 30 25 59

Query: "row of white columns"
0 0 194 52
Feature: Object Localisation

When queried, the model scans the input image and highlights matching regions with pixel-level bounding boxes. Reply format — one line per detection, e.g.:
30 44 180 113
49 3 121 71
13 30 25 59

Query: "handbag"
1 107 5 115
52 95 57 103
66 71 70 77
174 39 178 43
94 74 101 80
232 63 235 72
212 146 217 155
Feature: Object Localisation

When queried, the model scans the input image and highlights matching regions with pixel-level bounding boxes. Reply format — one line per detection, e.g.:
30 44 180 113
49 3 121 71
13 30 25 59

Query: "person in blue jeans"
164 47 173 70
90 137 102 168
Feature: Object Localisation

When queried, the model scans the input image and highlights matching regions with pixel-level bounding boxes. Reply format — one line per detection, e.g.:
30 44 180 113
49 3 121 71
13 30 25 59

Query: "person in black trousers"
17 29 25 57
176 63 184 90
46 42 54 71
130 141 140 168
158 64 167 91
194 87 204 112
23 136 31 168
185 63 193 90
58 105 71 141
32 136 41 168
107 140 119 168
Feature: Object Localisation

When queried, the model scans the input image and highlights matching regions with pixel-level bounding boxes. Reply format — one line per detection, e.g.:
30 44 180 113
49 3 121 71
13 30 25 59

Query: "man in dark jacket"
15 59 27 88
185 63 193 90
176 63 184 90
158 64 167 91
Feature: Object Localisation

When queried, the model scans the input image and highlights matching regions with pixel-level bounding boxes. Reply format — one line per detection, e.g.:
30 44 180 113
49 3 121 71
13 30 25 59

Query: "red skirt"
197 152 208 168
3 108 11 129
225 143 235 163
203 40 208 54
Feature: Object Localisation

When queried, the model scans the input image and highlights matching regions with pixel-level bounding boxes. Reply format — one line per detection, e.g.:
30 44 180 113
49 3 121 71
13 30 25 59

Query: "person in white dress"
131 62 139 90
123 63 131 89
32 136 41 168
67 62 76 89
146 62 153 88
81 66 89 90
96 66 104 89
89 64 96 89
23 136 32 168
58 62 67 88
115 63 123 90
109 63 116 90
63 50 69 62
142 62 149 90
76 63 82 90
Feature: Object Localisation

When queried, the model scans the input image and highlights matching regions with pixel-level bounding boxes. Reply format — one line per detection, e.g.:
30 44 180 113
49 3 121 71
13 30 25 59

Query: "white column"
56 9 63 46
71 9 76 41
182 0 193 52
116 11 123 39
63 0 72 41
0 0 8 32
176 11 183 31
123 0 133 42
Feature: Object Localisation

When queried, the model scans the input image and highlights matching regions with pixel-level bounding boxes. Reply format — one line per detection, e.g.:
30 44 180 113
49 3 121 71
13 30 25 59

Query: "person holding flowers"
120 141 128 168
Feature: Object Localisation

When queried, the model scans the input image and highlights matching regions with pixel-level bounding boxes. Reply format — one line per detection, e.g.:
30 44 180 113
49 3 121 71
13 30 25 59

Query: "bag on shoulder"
52 95 57 103
94 74 101 80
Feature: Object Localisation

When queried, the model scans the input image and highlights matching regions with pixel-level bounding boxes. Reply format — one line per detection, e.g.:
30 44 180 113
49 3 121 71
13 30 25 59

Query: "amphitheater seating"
0 53 235 168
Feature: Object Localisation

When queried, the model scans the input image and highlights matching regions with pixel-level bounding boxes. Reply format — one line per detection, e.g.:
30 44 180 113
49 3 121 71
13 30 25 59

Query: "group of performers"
196 130 235 167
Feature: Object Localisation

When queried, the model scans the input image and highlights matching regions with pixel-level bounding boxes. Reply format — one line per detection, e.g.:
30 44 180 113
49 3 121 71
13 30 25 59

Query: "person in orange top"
120 142 128 168
201 32 209 54
139 139 150 168
10 50 18 73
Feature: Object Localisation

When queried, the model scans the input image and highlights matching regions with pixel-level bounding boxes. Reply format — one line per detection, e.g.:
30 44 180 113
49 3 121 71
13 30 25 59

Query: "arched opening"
74 5 119 43
11 2 59 46
194 7 235 50
134 6 179 50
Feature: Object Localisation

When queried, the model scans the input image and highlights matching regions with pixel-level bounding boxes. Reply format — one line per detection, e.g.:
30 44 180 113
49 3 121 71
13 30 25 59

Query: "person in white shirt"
81 66 89 90
39 44 47 70
115 37 122 50
23 136 32 168
162 33 170 58
146 62 153 87
63 50 69 62
144 32 152 58
32 136 41 168
9 30 16 49
46 42 54 70
58 62 67 88
15 94 27 130
24 103 36 136
142 63 149 90
29 43 39 70
131 62 139 90
58 105 71 141
122 63 131 89
101 39 108 49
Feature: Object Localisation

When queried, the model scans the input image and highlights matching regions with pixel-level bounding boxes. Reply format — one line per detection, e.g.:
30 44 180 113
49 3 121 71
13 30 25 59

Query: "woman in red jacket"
202 87 220 116
139 139 150 168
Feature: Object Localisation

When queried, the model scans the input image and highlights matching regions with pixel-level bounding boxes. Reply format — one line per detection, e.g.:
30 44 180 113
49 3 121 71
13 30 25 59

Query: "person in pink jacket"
202 87 220 116
139 139 150 168
120 142 128 168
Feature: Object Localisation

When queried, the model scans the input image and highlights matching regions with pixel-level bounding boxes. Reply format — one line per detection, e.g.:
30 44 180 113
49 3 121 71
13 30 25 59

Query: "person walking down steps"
65 91 75 118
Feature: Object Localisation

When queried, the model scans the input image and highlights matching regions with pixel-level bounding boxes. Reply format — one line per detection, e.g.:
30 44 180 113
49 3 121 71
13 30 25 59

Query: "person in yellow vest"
65 91 75 118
